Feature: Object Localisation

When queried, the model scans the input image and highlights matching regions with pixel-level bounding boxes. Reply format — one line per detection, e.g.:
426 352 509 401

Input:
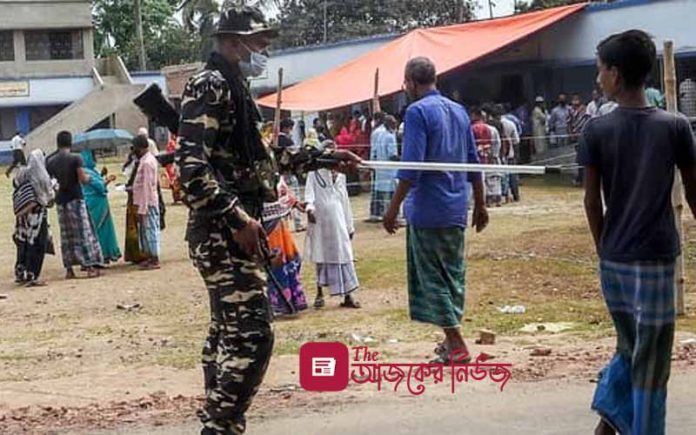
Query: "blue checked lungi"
592 260 675 435
57 199 104 269
138 206 160 258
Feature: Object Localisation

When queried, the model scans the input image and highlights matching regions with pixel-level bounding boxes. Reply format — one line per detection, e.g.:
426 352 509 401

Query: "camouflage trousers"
188 219 274 435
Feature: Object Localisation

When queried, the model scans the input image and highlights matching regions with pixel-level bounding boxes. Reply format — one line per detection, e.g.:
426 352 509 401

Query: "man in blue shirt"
369 114 399 222
367 111 387 222
384 56 488 364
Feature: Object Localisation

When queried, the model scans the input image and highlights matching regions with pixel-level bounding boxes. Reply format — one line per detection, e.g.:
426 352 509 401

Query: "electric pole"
323 0 328 44
134 0 147 71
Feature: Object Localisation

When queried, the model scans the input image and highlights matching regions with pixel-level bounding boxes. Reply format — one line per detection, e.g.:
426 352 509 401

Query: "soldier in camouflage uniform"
175 5 359 435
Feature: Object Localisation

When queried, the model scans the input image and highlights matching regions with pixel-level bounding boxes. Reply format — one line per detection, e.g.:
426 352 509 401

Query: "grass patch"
154 348 199 370
273 340 303 356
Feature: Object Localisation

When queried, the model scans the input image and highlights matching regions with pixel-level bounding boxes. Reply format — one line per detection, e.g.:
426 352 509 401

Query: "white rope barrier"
359 160 550 175
527 151 578 165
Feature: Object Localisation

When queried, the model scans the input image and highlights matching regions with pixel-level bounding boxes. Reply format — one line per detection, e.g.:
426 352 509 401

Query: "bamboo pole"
663 40 686 316
373 68 381 114
273 68 284 149
134 0 147 71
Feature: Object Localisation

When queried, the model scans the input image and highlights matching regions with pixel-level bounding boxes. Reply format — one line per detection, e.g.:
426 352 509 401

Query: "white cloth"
10 134 25 151
598 101 618 116
531 107 548 154
370 124 386 147
15 149 54 207
304 169 355 264
485 125 504 180
142 137 159 156
500 117 520 159
586 100 600 118
291 121 304 147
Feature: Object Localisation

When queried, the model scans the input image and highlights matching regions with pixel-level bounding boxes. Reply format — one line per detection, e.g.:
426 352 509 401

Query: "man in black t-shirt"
578 30 696 435
276 118 295 150
46 131 103 279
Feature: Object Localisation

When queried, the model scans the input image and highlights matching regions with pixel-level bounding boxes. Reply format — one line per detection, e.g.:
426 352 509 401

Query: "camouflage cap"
214 3 278 37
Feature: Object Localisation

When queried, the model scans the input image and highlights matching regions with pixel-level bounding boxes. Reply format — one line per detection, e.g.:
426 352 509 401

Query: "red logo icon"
299 342 349 392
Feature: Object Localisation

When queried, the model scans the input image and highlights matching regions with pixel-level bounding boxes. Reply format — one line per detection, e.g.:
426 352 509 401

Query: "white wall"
251 35 398 92
541 0 696 62
0 0 92 30
0 76 94 108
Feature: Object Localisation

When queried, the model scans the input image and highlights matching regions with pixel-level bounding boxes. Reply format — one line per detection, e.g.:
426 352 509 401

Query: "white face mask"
239 42 268 78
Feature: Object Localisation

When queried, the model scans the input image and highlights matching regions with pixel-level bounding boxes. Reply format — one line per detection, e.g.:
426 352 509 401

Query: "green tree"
93 0 201 70
273 0 474 49
515 0 615 13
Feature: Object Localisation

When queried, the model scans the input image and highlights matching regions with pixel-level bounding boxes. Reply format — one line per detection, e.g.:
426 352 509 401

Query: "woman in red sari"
163 135 182 204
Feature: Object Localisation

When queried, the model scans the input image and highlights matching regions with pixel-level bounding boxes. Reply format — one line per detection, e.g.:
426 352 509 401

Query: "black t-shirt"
46 151 84 205
578 107 696 262
278 134 294 149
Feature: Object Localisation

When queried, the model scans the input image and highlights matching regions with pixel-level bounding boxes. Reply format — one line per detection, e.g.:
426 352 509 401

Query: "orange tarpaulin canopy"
258 4 586 111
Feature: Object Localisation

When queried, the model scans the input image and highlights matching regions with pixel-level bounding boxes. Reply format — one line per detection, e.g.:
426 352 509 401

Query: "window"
0 31 13 61
25 30 84 61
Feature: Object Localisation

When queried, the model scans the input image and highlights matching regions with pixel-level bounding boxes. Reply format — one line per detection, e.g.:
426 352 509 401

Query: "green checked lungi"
406 227 466 328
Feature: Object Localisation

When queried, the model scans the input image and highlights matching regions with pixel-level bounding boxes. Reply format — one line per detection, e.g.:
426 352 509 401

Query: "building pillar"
83 28 95 71
16 107 30 135
13 30 26 73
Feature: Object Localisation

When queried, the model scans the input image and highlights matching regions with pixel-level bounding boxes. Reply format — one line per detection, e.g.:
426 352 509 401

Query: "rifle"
133 84 180 135
134 84 178 166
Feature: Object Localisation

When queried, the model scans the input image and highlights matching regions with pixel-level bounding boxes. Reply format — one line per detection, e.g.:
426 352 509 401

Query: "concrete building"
0 0 95 144
0 0 166 157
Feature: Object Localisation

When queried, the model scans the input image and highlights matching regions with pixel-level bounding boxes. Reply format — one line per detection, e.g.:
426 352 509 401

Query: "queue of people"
10 128 170 286
260 120 362 317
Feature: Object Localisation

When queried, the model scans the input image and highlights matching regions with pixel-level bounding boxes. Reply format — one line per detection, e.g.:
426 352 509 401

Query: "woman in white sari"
13 150 54 286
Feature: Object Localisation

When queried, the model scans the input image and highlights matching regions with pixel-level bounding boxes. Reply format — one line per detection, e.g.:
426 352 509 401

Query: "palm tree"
178 0 218 60
179 0 282 27
179 0 282 59
179 0 218 34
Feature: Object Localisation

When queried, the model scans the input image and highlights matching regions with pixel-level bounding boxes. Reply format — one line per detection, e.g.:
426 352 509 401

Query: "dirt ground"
2 168 696 433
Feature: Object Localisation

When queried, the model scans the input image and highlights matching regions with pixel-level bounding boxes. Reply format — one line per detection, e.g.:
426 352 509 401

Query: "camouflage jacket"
176 52 327 231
